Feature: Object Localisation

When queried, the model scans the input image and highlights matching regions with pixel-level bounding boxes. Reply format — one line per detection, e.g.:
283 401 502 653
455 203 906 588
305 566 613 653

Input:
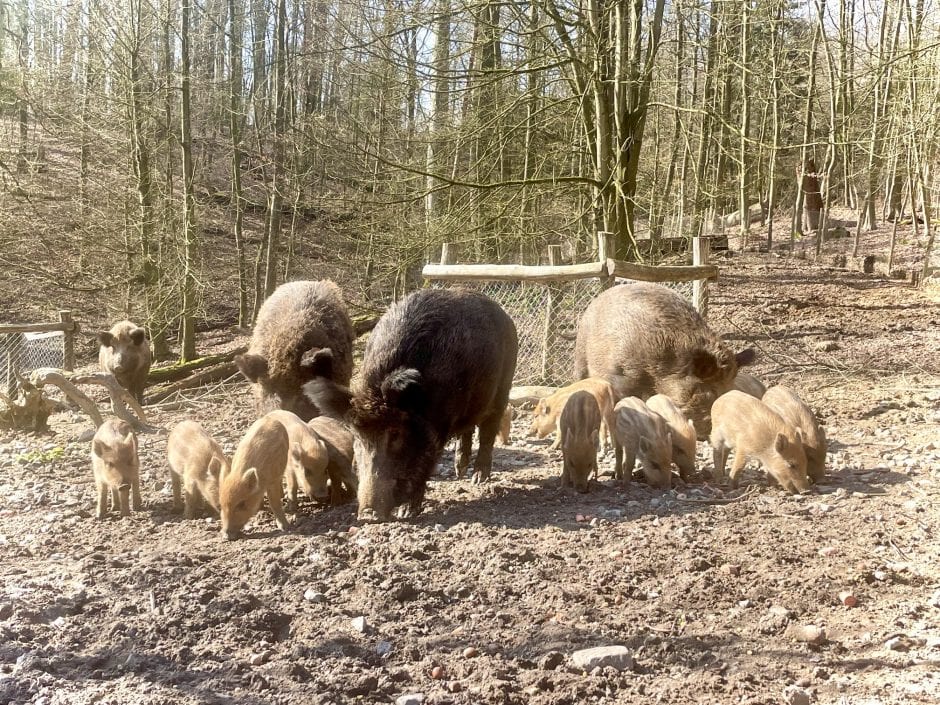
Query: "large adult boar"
305 288 518 522
236 280 354 420
98 321 151 403
762 385 827 483
574 283 755 438
91 419 142 519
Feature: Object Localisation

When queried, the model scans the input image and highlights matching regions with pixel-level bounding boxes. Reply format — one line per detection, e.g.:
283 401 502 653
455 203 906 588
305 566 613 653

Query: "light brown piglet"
613 397 673 489
762 385 827 482
529 378 617 451
91 419 141 519
219 416 290 540
560 390 602 493
645 394 697 481
264 410 330 510
167 420 227 518
709 390 809 494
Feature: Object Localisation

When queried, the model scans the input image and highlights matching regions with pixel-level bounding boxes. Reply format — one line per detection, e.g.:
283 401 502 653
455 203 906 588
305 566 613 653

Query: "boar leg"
455 430 473 479
285 472 299 513
613 441 623 481
96 481 109 520
131 476 142 511
472 412 502 484
621 446 636 489
170 472 184 513
711 443 729 483
117 486 131 517
560 456 572 489
728 449 747 489
183 486 202 519
267 484 290 531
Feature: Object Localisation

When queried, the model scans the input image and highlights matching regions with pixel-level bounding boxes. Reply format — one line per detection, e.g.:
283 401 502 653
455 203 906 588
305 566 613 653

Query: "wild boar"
559 391 601 493
219 416 290 540
91 419 142 519
613 397 673 489
264 409 330 510
709 390 810 494
307 416 358 505
732 372 767 399
236 280 354 420
645 394 697 481
305 288 518 522
98 320 151 403
762 385 827 483
167 420 227 518
574 283 755 438
528 378 617 451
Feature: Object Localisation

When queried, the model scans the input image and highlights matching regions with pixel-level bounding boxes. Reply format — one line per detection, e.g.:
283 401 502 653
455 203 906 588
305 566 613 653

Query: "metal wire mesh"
430 277 695 386
0 331 65 396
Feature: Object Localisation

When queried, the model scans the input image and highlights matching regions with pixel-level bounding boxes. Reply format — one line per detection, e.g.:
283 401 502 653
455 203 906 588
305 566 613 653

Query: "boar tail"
304 378 353 420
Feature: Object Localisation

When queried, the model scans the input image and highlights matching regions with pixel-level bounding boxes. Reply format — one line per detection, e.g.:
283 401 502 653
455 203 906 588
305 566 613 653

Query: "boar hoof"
357 507 383 523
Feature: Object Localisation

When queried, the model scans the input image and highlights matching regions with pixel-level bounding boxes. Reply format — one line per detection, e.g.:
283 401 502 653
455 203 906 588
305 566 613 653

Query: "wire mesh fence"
0 331 65 396
430 277 695 387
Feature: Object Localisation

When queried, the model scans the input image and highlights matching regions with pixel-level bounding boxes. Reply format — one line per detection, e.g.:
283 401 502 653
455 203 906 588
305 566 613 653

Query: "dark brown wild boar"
574 283 755 438
236 280 354 420
305 288 518 522
709 390 809 494
559 390 601 493
219 416 290 540
98 321 151 403
761 385 827 482
91 419 141 519
307 415 358 504
167 420 227 518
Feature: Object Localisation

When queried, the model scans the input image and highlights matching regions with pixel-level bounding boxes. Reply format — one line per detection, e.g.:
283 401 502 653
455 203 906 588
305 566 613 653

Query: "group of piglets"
533 283 827 494
91 281 359 539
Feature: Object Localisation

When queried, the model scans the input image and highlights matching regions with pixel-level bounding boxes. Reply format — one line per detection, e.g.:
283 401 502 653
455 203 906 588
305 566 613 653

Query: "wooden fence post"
597 231 615 262
59 310 75 371
541 245 563 384
440 242 455 266
692 237 711 318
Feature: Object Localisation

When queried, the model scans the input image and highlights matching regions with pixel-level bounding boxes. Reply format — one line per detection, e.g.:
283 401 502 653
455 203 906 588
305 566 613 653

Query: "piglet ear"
207 457 223 479
300 347 333 379
236 353 269 383
242 467 260 490
638 436 652 454
130 327 147 346
380 368 425 411
97 332 114 348
774 433 789 454
92 439 104 457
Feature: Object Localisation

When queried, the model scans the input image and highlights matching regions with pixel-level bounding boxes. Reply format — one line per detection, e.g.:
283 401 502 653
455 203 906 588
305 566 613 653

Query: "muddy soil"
1 254 939 705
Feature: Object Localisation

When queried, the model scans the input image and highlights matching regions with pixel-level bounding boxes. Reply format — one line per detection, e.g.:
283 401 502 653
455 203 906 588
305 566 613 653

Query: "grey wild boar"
264 409 330 509
98 321 151 403
307 416 358 505
709 390 810 494
219 416 290 540
732 372 767 399
762 385 827 482
91 419 142 519
236 280 354 420
645 393 697 481
559 390 601 493
166 420 227 518
528 378 617 451
305 288 518 522
613 397 673 489
574 283 755 438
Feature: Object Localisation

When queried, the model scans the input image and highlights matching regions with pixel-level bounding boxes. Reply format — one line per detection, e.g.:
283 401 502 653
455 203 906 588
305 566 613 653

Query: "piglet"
559 390 601 493
613 397 673 489
91 419 141 519
264 410 330 510
762 385 827 482
646 393 697 481
167 420 227 518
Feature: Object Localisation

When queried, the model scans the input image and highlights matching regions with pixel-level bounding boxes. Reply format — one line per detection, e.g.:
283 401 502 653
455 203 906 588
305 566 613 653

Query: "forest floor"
1 246 940 704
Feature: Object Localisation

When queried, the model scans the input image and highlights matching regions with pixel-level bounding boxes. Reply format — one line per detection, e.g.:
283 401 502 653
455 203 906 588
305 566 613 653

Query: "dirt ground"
1 252 939 705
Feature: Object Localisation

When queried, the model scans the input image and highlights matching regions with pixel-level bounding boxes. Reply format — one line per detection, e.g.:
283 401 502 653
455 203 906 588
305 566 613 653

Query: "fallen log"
147 346 247 385
31 368 151 429
146 361 240 404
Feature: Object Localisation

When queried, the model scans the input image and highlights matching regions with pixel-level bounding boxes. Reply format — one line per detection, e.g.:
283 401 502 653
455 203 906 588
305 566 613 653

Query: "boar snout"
221 527 242 541
357 506 386 523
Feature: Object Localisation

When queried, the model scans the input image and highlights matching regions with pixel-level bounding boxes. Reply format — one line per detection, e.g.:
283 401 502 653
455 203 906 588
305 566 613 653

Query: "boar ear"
97 331 114 348
638 436 651 454
129 327 147 346
242 467 260 490
92 439 104 457
735 347 757 368
207 457 223 478
794 428 804 445
304 378 352 419
688 349 720 380
236 353 269 383
687 419 696 436
300 347 334 379
381 368 425 411
774 433 789 454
